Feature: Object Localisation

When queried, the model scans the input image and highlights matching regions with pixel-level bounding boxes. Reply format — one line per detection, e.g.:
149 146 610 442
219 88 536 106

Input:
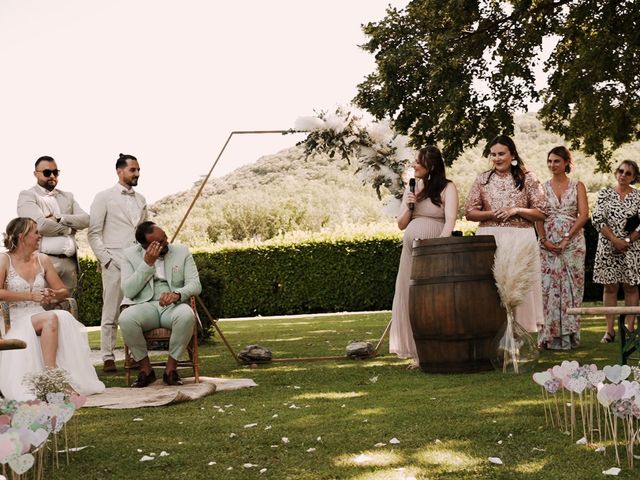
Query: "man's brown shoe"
103 359 117 373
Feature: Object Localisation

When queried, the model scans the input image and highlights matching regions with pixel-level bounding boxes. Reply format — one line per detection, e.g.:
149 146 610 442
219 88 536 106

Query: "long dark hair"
415 146 450 207
484 135 526 191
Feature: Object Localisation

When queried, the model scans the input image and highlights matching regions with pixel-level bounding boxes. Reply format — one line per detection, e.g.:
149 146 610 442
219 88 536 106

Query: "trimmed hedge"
76 238 402 326
76 226 603 327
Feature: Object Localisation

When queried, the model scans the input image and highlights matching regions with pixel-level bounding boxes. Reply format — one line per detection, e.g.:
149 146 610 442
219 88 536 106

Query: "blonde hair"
3 217 36 252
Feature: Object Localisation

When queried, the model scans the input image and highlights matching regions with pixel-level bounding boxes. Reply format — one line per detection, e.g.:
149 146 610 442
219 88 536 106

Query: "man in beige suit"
17 155 88 293
89 154 147 373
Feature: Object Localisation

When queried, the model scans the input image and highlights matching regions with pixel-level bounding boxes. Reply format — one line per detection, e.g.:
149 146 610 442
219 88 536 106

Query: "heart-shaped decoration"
0 433 20 463
551 364 568 380
621 380 640 399
8 453 35 474
69 394 87 410
567 377 588 394
603 365 631 384
533 371 552 386
588 370 606 387
561 360 579 374
597 383 626 407
10 407 38 430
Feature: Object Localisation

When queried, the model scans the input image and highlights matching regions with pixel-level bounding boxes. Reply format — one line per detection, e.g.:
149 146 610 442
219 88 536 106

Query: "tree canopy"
355 0 640 171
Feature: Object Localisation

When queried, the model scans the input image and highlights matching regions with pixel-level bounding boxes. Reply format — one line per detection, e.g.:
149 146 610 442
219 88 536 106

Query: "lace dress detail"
0 253 104 400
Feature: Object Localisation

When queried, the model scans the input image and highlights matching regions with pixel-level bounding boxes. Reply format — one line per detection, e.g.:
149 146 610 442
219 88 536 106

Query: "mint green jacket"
120 244 202 306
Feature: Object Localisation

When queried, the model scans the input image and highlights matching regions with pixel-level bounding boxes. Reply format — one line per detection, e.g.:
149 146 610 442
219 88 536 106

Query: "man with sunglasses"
17 155 89 293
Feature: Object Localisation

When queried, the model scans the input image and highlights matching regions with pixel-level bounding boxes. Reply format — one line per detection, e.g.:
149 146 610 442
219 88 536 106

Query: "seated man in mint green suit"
119 221 202 388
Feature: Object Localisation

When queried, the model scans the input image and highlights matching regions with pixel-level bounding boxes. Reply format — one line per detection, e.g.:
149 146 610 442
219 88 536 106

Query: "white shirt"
34 185 76 256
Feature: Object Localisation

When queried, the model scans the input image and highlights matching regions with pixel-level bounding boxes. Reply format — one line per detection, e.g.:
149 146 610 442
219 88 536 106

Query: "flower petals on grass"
603 467 621 476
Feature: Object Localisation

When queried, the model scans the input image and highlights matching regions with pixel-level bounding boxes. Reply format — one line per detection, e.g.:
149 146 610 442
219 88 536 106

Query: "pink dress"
389 181 458 360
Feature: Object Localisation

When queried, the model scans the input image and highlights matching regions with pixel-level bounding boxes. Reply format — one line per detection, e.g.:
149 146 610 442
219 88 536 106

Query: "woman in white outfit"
0 217 104 401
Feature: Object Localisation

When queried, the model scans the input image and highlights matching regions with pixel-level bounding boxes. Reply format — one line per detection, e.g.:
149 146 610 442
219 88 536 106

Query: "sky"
0 0 408 231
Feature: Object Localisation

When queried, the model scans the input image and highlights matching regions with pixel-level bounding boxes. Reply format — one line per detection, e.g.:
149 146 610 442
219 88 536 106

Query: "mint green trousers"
119 301 195 362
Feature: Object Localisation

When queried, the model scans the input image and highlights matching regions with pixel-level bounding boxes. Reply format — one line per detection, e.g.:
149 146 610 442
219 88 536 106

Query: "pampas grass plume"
493 234 539 309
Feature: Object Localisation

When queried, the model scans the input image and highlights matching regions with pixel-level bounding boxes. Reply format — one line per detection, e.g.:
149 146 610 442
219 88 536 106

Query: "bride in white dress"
0 217 104 401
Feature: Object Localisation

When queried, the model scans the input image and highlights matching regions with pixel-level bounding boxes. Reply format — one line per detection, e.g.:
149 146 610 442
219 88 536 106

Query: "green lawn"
54 312 637 479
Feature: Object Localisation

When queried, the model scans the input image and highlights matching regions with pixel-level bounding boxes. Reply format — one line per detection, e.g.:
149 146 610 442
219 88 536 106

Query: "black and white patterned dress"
592 187 640 285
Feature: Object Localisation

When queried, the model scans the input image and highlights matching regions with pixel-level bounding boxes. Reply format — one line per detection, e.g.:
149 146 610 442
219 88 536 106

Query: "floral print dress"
538 179 586 350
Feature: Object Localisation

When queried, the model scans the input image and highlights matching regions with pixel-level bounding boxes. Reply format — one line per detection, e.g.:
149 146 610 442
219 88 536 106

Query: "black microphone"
409 178 416 210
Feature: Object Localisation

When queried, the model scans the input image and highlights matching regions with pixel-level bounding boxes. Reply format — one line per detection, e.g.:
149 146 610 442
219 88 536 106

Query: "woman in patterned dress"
389 146 458 368
535 147 588 350
465 135 547 332
591 160 640 342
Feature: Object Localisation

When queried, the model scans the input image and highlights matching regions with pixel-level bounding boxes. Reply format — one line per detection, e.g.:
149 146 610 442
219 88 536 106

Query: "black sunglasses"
37 169 60 177
617 168 634 177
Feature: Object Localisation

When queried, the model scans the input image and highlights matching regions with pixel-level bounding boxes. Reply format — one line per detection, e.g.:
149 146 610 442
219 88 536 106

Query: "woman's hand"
557 237 570 253
406 192 417 209
31 289 52 304
494 207 519 222
542 239 562 254
612 237 630 253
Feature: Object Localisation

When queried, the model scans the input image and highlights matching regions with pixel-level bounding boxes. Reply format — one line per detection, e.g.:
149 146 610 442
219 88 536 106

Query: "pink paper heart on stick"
588 370 606 387
561 360 579 374
597 383 625 407
0 435 18 463
551 364 567 380
69 394 87 409
620 380 640 399
567 377 588 394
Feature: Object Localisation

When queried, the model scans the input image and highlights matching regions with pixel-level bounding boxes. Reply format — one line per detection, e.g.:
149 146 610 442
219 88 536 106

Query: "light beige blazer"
88 184 148 268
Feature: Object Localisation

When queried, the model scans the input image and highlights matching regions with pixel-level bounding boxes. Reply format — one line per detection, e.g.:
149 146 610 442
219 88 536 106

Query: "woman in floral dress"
535 147 588 350
591 160 640 342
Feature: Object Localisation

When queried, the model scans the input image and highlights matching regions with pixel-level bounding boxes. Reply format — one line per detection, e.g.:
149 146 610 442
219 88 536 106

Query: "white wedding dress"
0 253 104 401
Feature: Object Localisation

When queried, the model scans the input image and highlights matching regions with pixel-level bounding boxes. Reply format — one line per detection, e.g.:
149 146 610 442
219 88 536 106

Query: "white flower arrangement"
293 105 414 200
23 367 70 401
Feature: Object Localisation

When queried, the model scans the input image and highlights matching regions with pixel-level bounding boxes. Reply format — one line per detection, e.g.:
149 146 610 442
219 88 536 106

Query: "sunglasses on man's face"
37 169 60 178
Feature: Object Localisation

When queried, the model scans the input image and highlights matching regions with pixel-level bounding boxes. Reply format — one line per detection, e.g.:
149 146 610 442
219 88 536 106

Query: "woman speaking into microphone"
389 146 459 368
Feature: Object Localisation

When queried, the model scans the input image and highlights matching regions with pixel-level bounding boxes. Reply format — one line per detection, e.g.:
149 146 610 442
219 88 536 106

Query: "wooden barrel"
409 235 506 373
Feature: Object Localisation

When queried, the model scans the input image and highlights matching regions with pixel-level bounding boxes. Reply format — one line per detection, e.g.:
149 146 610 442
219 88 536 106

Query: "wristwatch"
625 237 631 244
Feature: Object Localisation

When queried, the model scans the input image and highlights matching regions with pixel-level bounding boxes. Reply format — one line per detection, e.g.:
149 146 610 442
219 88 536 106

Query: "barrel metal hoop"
409 274 494 285
412 244 496 256
413 334 496 341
